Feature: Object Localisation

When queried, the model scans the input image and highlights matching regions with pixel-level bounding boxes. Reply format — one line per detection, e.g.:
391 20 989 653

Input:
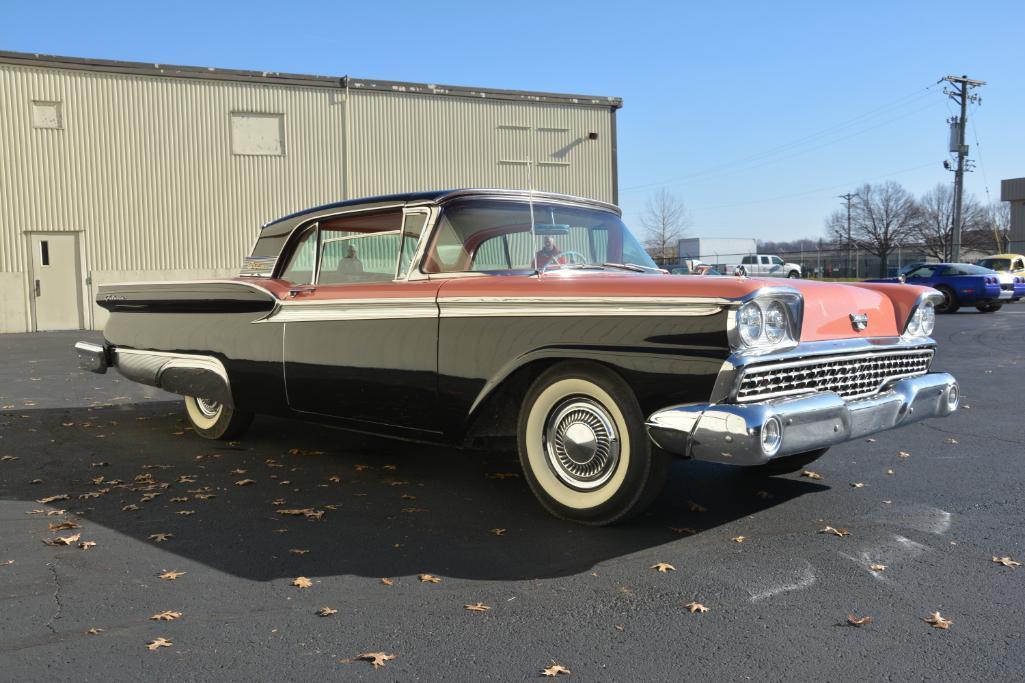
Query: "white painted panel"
231 112 284 156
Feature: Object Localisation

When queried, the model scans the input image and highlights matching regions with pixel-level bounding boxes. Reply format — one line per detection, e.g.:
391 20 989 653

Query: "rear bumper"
74 341 109 373
646 373 959 465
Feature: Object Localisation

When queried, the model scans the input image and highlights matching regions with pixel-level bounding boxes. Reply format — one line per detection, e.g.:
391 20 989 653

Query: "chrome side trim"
438 296 728 318
647 372 958 465
258 297 439 323
98 279 278 300
113 348 232 405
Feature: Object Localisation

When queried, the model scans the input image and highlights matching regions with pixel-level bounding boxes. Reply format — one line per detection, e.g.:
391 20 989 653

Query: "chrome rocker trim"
646 372 959 466
111 347 233 406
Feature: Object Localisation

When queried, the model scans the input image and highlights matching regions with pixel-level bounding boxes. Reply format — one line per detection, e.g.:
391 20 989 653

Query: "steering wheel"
559 250 589 265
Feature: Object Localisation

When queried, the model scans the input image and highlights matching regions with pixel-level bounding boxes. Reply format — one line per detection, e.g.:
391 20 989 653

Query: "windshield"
422 199 656 274
977 258 1011 272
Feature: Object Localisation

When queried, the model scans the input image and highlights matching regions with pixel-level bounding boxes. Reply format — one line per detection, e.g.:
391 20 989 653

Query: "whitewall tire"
184 395 254 440
517 362 671 525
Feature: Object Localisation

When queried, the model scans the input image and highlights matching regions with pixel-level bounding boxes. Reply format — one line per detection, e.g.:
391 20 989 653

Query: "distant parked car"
977 253 1025 277
669 264 722 276
869 262 1025 313
727 254 802 278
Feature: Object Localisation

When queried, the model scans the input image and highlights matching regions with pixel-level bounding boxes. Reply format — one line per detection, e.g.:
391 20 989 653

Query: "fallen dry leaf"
159 570 185 580
235 479 256 487
146 637 172 651
87 627 104 635
0 455 17 461
897 451 911 458
292 576 313 589
48 520 79 532
170 497 189 503
801 470 823 480
277 508 324 519
731 535 746 543
357 652 396 668
79 541 97 550
2 560 15 566
231 469 247 475
148 533 172 543
945 438 958 445
687 500 707 513
650 562 676 573
490 528 507 536
542 663 571 677
36 494 69 504
850 482 866 488
43 533 81 546
317 607 338 617
866 438 877 443
175 510 195 516
684 601 710 613
419 574 442 584
122 504 140 512
464 602 491 612
847 614 874 626
992 556 1021 568
289 548 310 555
819 526 850 537
400 493 417 500
924 611 953 629
670 526 698 535
150 611 182 622
380 577 394 586
886 469 895 475
869 563 887 572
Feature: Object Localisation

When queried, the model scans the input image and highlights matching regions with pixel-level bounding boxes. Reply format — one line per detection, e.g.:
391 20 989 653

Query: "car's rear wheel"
976 303 1003 313
517 362 671 525
935 286 960 314
746 448 829 476
184 396 254 440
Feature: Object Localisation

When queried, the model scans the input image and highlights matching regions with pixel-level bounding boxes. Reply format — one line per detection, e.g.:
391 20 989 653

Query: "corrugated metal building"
0 51 622 332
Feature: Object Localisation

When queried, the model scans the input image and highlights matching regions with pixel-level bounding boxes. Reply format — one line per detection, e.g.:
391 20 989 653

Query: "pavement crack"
45 562 64 635
919 420 1025 447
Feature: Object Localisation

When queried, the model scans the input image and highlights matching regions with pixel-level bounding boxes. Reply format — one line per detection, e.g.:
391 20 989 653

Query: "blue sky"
3 0 1022 242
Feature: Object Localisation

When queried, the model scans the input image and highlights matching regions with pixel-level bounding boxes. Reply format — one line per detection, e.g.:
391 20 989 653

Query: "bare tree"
914 183 987 260
641 189 690 263
824 181 920 277
985 201 1012 253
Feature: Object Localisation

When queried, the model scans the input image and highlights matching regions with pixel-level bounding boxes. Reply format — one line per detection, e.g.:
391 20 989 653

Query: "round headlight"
764 301 788 344
919 301 935 336
906 307 923 336
738 302 763 345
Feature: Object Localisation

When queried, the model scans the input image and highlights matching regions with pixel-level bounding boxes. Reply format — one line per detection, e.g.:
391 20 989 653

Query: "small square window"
230 112 284 156
31 101 63 129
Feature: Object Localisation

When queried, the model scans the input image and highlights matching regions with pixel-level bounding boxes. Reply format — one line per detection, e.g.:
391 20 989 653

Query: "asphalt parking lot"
2 310 1024 681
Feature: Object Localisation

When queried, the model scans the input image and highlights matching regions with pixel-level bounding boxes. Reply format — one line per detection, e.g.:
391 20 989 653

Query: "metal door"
29 233 82 331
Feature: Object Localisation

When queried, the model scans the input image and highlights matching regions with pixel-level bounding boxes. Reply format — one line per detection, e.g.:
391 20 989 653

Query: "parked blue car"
869 262 1025 313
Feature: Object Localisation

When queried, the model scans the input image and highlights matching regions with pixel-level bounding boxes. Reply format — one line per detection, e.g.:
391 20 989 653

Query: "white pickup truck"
728 254 802 278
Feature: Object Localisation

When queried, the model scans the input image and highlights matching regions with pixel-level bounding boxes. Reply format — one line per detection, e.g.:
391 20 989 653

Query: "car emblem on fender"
849 313 869 331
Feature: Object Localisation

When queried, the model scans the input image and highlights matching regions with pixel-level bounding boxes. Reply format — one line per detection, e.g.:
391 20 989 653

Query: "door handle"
35 280 41 297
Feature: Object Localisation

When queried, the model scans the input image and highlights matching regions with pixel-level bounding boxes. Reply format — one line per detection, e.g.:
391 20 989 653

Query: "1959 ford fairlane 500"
76 189 959 524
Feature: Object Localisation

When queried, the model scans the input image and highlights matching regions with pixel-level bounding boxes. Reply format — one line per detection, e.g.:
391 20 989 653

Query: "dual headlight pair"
733 296 799 352
905 299 936 337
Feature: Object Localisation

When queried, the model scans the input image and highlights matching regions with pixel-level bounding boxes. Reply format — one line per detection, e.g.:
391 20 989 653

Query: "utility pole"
943 74 985 262
838 193 858 277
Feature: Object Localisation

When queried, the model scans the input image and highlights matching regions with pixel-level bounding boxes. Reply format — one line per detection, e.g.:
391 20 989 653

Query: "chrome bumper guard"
75 341 109 374
646 373 959 466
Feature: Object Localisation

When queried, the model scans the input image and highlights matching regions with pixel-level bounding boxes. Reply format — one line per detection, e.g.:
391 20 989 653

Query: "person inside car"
535 236 565 270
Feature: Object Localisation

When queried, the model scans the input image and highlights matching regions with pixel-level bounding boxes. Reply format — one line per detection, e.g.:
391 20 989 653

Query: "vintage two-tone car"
76 190 959 525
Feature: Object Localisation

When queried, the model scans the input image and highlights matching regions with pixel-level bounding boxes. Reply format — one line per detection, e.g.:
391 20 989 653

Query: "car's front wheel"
517 362 671 525
184 396 254 440
787 270 800 278
976 303 1003 313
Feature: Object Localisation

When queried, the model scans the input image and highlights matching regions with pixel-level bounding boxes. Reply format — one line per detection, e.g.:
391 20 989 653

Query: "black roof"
262 189 621 229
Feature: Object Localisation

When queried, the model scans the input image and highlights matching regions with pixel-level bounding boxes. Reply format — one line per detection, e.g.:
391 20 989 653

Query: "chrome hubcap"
544 398 620 490
195 398 221 419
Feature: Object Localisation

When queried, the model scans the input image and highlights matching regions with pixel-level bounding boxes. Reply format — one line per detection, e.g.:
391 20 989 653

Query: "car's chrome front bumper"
646 373 959 465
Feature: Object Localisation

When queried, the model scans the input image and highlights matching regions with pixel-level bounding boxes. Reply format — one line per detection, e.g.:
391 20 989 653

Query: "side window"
279 227 318 285
771 256 784 265
907 266 934 278
1015 259 1024 272
317 210 403 285
472 235 512 271
760 256 771 265
741 256 754 265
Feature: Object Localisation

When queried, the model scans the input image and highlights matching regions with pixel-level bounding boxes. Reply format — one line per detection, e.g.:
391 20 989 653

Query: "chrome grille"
735 349 934 403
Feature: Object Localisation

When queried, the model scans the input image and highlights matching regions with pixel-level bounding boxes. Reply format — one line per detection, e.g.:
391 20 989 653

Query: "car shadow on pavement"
1 401 827 581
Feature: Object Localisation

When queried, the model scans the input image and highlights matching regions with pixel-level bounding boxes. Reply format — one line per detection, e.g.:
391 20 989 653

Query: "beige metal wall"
346 89 614 203
0 60 616 333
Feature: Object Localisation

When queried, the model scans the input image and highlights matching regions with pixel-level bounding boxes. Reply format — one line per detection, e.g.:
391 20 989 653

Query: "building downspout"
342 76 352 201
610 106 619 205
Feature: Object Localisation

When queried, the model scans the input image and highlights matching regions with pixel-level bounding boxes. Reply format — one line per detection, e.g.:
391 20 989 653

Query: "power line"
622 82 942 193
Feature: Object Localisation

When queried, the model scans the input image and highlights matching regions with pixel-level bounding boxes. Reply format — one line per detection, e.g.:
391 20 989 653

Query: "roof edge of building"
0 50 623 109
